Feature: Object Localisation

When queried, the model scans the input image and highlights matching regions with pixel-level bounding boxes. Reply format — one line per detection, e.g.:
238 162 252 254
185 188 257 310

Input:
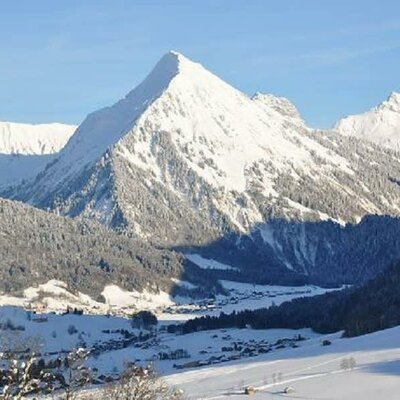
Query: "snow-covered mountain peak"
335 91 400 150
128 50 210 97
378 91 400 112
36 51 254 187
55 52 221 176
117 52 339 197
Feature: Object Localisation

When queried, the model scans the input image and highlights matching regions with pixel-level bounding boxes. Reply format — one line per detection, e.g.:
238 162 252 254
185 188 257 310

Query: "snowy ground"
0 306 318 376
0 279 340 321
161 281 342 322
167 326 400 399
0 280 342 380
1 280 391 400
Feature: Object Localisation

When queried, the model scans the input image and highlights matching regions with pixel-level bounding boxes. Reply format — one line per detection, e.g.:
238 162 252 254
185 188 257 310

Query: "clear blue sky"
0 0 399 128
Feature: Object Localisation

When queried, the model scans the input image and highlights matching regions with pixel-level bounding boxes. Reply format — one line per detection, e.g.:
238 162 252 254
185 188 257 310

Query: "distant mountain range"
0 121 76 189
0 121 76 155
1 52 400 292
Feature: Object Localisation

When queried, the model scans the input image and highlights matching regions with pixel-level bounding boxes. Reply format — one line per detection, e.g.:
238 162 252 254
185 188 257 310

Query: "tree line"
175 262 400 338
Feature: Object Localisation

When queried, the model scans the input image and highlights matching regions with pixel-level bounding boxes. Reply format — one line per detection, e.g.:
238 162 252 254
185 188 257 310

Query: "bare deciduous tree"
101 365 185 400
1 354 40 400
57 348 92 400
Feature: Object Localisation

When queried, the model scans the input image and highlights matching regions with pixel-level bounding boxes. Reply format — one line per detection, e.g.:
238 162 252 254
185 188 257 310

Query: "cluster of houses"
88 328 158 357
174 333 307 370
163 286 316 317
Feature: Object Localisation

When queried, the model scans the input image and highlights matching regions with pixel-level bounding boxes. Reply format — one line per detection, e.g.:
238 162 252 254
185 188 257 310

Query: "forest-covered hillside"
179 262 400 337
0 198 222 297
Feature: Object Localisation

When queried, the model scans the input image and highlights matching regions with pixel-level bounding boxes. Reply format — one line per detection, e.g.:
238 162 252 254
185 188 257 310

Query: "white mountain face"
0 121 76 155
7 52 400 284
0 121 76 188
334 92 400 150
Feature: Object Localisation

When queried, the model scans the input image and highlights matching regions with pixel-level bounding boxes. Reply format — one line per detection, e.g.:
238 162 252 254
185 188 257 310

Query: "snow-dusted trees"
58 348 92 400
0 354 46 400
101 365 185 400
0 334 46 399
0 346 93 400
0 340 184 400
0 197 186 298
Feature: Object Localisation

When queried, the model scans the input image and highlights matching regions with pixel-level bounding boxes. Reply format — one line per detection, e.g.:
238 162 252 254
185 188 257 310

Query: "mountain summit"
6 52 400 282
380 91 400 112
334 91 400 149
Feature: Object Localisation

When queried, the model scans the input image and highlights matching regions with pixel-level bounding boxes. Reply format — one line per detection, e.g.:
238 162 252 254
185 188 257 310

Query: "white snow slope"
0 279 334 320
0 121 76 188
335 92 400 150
167 326 400 400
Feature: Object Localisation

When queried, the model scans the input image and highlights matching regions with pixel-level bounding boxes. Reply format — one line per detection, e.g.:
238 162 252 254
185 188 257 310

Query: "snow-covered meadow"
0 278 341 330
167 326 400 399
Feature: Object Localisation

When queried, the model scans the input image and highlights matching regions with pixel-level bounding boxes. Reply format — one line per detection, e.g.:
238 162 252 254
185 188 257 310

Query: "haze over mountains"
2 51 400 292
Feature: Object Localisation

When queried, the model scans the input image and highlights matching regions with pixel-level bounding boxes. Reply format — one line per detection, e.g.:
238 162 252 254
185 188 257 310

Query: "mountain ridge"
0 120 76 189
0 121 76 155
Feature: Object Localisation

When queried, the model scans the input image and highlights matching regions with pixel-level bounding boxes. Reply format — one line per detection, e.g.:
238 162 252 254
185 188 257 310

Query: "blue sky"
0 0 399 127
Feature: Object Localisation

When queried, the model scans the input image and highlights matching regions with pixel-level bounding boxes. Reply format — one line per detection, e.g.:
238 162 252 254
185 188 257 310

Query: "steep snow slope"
7 52 400 283
334 92 400 149
0 121 76 188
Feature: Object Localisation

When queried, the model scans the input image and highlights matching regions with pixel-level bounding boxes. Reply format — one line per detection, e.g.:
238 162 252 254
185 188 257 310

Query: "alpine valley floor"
167 326 400 400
